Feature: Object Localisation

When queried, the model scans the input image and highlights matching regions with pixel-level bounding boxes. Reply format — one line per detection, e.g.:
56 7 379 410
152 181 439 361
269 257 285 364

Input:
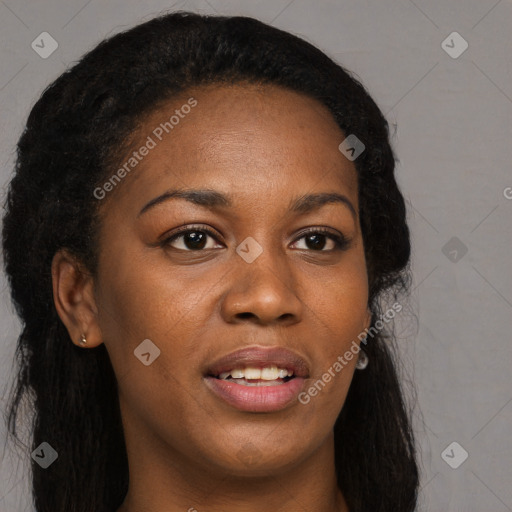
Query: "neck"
116 412 349 512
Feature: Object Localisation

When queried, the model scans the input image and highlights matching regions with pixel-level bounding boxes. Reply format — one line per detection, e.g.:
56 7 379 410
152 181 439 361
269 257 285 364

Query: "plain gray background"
0 1 511 511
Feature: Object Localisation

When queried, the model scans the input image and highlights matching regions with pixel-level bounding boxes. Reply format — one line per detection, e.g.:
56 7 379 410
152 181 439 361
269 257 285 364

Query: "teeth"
245 367 262 379
261 367 278 380
217 366 293 380
232 378 284 387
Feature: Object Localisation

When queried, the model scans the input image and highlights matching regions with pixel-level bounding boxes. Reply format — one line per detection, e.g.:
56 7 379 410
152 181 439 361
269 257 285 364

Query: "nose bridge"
220 234 303 324
242 241 290 289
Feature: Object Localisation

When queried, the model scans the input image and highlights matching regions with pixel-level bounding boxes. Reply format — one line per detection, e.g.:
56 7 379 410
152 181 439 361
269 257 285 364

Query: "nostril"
236 312 255 320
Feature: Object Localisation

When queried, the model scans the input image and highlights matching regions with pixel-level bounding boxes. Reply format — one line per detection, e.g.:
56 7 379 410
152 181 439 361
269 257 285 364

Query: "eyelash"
160 224 350 252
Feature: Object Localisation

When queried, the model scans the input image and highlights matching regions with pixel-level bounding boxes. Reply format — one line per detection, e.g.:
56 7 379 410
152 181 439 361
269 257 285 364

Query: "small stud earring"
79 334 87 346
355 348 368 370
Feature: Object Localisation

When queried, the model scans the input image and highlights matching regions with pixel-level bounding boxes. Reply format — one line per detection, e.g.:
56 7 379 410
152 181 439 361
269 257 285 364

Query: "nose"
220 248 303 326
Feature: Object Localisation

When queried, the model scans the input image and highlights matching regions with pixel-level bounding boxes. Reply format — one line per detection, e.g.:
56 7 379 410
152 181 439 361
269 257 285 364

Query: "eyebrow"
138 188 357 220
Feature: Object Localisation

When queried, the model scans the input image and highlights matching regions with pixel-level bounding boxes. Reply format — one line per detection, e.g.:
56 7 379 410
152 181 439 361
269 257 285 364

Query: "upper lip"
205 346 310 378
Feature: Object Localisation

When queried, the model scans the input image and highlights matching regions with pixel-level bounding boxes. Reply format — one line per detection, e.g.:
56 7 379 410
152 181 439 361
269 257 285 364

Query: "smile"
204 371 306 412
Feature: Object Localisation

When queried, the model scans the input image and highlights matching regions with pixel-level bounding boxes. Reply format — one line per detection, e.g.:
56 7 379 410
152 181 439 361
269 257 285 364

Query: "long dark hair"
2 11 418 512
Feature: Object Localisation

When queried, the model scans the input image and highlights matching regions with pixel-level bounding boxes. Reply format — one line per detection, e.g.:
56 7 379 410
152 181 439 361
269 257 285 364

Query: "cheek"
95 247 221 400
303 251 369 338
297 250 368 407
97 247 211 341
95 256 208 433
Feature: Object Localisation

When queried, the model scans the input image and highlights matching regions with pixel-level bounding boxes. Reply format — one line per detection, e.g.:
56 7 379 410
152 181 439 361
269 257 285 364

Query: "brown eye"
161 225 349 253
162 226 223 251
291 228 350 251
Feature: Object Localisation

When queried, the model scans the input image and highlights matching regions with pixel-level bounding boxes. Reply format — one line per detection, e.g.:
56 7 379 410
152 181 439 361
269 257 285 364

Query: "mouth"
209 365 296 383
203 346 310 412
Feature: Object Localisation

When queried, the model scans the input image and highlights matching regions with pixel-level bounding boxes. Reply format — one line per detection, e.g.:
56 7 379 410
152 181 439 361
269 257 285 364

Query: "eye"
161 225 223 251
291 228 350 252
160 225 350 252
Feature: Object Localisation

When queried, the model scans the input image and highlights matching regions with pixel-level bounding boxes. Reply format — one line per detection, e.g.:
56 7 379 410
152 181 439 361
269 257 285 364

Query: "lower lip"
204 376 306 412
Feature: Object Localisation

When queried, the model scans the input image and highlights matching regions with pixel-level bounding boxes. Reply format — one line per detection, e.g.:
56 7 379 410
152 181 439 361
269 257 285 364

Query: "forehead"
100 83 359 215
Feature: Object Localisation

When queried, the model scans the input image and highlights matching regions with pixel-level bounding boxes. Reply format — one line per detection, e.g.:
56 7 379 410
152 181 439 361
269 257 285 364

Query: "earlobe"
51 249 102 348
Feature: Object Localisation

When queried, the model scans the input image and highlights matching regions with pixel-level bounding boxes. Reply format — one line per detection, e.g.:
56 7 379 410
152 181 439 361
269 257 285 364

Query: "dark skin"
52 83 372 512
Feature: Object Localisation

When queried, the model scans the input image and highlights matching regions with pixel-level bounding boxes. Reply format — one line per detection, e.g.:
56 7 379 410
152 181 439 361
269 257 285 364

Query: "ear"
51 249 103 348
364 307 372 332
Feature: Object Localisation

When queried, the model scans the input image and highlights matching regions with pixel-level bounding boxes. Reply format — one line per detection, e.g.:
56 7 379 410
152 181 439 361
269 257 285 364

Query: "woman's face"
93 83 371 476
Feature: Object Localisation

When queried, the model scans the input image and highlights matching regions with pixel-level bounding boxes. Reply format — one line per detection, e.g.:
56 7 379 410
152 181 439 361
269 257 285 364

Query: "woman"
2 11 418 512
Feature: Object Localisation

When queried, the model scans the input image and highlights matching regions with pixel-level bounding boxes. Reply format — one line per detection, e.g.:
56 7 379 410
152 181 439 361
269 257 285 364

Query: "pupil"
185 231 206 250
182 232 328 250
306 234 326 250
